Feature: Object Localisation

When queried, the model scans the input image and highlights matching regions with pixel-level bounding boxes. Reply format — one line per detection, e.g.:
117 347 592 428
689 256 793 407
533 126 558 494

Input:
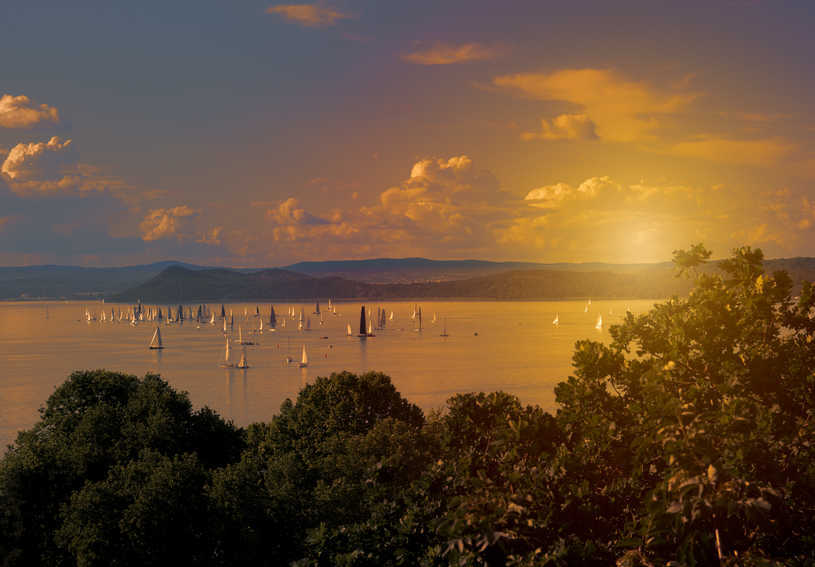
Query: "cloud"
0 137 78 195
140 206 199 241
668 136 794 166
266 4 350 27
0 94 60 128
265 197 356 244
521 113 598 141
401 42 501 65
493 68 696 142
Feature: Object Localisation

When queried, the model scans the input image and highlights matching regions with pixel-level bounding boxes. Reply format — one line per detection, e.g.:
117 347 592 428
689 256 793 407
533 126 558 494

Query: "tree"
553 245 815 565
0 370 242 566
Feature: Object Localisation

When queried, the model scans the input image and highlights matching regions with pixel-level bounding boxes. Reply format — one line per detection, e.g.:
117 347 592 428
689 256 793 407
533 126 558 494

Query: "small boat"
236 347 249 369
237 326 255 345
220 338 234 367
440 318 449 337
149 327 164 350
299 344 309 368
358 306 367 338
552 313 559 326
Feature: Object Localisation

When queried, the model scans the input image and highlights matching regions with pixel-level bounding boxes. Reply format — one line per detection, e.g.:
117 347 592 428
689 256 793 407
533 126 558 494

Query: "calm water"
0 299 655 449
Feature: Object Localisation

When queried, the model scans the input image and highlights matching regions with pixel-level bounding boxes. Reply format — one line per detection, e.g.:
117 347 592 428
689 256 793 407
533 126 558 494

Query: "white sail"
237 347 249 369
389 311 394 321
299 344 308 367
595 314 603 330
346 322 352 336
432 312 437 324
553 313 559 326
259 319 264 333
149 327 163 349
210 313 216 325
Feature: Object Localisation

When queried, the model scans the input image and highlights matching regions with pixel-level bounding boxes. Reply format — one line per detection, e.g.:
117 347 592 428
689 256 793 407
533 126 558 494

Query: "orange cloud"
668 136 794 166
494 68 696 142
401 42 501 65
521 113 598 141
0 94 59 128
266 4 350 27
140 206 199 241
0 137 77 195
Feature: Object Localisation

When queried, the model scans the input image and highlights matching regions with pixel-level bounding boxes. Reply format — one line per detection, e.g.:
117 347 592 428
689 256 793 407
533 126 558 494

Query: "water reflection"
0 298 657 449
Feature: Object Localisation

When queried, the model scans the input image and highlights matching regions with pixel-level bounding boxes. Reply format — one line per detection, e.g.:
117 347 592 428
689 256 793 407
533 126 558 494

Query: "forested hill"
5 256 815 300
112 264 697 302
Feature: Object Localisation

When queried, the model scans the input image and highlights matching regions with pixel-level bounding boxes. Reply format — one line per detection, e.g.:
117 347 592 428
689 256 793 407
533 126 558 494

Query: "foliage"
0 370 242 566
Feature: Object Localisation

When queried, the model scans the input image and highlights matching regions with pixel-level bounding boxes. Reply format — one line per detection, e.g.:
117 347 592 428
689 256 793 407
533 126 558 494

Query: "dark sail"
359 305 366 336
269 305 276 328
220 304 225 318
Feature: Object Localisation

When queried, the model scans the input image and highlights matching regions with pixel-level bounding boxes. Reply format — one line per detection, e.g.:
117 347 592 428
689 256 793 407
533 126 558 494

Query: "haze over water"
0 299 655 450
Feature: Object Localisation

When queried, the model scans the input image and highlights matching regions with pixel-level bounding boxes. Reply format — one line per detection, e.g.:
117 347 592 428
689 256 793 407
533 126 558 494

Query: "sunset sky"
1 1 814 266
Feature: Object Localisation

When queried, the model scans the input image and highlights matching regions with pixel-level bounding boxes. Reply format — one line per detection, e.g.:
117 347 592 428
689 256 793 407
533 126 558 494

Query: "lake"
0 298 656 450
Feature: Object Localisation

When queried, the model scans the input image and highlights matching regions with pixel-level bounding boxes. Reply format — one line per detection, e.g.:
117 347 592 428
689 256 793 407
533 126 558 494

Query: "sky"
1 0 814 266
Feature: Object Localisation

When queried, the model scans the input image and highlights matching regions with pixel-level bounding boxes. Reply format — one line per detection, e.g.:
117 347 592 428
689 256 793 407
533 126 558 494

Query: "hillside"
113 264 696 302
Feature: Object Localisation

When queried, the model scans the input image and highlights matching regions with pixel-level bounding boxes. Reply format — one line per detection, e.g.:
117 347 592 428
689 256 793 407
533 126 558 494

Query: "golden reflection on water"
0 299 656 448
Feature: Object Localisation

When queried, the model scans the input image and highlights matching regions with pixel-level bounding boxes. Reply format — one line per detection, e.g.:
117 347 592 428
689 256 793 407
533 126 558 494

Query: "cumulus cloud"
521 113 598 141
265 197 356 243
493 68 695 142
401 42 501 65
0 94 60 128
140 206 199 241
0 137 78 195
266 4 350 27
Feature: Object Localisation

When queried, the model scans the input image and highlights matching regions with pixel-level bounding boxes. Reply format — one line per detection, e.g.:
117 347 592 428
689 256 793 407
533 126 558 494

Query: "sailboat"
389 311 394 321
440 318 449 337
269 305 277 329
210 313 216 325
415 307 423 332
236 346 249 369
432 312 437 324
259 319 264 334
238 326 255 345
595 314 603 331
220 338 234 367
358 306 367 338
346 322 353 336
553 313 559 326
149 327 164 350
367 318 375 337
299 344 309 368
314 300 320 315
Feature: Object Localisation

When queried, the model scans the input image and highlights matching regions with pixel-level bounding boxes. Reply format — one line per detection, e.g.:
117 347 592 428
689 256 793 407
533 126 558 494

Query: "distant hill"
5 256 815 301
281 257 674 283
0 262 205 300
113 264 695 303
